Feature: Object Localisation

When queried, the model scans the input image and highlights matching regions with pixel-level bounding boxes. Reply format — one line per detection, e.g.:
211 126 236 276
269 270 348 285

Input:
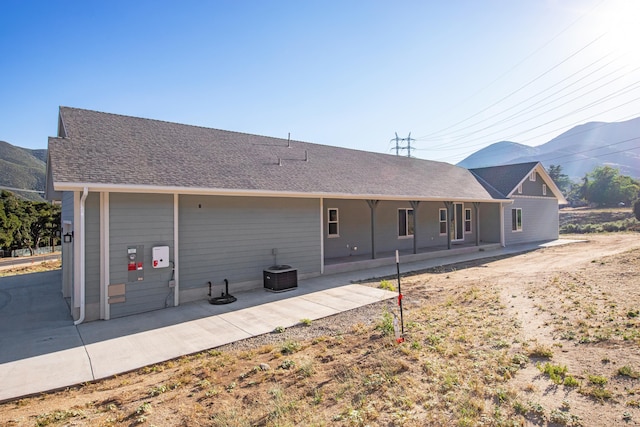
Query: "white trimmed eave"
53 182 511 204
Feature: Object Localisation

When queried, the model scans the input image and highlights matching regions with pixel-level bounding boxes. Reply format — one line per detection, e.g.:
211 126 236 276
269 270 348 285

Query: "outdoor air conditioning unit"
263 265 297 292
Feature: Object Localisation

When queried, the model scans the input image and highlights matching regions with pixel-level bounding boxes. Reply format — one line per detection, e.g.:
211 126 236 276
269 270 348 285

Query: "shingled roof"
469 162 539 198
47 107 506 202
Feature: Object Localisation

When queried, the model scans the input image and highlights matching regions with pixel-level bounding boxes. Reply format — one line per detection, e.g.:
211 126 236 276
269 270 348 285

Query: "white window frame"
529 171 536 182
511 208 522 232
398 208 414 238
517 183 523 194
542 184 547 196
439 208 447 236
464 208 472 234
327 208 339 237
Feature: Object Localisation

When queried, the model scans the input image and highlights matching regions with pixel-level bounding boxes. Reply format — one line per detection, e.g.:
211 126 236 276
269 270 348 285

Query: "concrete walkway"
0 239 583 402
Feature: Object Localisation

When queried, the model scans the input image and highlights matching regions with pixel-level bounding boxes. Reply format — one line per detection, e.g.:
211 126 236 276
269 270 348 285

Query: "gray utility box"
263 265 297 292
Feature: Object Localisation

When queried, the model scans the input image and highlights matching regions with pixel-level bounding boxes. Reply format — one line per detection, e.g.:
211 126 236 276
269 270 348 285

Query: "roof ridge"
468 170 506 198
469 160 539 172
59 105 316 147
57 106 456 164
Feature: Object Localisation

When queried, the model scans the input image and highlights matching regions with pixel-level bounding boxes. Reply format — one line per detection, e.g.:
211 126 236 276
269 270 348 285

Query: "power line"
417 32 609 141
416 0 607 141
418 54 624 148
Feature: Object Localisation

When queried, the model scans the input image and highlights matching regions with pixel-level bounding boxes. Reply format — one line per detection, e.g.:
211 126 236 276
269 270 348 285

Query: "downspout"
319 197 324 274
74 187 89 325
499 202 506 248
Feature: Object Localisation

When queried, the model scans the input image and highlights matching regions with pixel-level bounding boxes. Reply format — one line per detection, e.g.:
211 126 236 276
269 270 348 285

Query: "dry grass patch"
0 259 61 277
0 279 528 426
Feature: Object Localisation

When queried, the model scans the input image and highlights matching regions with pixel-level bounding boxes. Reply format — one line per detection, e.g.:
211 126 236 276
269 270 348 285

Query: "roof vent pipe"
287 133 291 148
305 150 308 162
278 157 282 166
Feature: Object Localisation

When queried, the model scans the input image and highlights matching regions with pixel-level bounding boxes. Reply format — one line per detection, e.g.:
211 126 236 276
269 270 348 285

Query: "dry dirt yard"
1 233 640 426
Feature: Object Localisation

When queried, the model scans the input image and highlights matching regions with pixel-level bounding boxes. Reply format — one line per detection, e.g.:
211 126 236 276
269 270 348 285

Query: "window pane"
512 209 517 231
329 209 337 222
440 222 447 234
465 209 471 220
398 210 407 236
328 223 338 235
439 209 446 221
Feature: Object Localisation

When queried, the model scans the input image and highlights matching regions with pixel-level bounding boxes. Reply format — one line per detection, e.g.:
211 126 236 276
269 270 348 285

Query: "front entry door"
451 203 464 242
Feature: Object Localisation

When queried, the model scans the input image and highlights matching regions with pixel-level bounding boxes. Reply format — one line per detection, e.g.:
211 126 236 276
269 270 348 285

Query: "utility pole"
391 132 401 156
390 132 416 157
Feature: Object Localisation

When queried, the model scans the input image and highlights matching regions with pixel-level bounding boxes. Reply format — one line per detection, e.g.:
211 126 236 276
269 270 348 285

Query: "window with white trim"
439 208 447 235
327 208 339 237
542 184 547 196
398 208 414 237
464 208 472 233
529 171 536 181
517 183 523 194
511 208 522 232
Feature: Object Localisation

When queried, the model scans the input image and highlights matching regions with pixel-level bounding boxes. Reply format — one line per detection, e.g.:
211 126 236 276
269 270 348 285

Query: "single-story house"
46 107 566 323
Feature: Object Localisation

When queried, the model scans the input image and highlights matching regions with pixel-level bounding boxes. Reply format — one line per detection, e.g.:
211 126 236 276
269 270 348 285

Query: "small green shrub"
537 362 568 385
281 340 302 355
588 374 607 386
618 365 640 378
563 375 580 387
376 309 395 336
279 359 295 370
299 318 312 326
380 279 396 291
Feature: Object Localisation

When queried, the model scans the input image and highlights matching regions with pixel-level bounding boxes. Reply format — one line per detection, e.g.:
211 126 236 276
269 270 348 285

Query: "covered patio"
324 241 502 275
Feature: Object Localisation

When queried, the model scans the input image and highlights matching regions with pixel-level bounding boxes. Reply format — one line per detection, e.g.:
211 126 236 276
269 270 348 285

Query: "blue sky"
1 0 638 164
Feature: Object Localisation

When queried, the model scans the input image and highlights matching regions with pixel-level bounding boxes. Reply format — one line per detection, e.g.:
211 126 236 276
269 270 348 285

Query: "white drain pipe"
74 187 88 325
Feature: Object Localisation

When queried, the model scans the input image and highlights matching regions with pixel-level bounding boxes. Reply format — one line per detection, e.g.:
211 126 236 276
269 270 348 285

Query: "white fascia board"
53 182 510 204
534 164 568 205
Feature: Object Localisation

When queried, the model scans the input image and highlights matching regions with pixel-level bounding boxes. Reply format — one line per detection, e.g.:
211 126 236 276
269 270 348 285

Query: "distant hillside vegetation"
0 140 46 201
457 117 640 180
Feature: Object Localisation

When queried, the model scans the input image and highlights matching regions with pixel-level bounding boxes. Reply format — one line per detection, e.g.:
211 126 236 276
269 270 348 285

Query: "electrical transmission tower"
390 132 416 157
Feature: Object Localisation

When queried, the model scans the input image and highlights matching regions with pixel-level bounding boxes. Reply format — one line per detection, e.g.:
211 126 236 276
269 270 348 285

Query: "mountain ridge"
0 140 46 201
457 117 640 180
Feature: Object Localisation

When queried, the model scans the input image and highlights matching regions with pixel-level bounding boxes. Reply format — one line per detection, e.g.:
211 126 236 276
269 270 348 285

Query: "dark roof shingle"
469 162 539 197
48 107 504 202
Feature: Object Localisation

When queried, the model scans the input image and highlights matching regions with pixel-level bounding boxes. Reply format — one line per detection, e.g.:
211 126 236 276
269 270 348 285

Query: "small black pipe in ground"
208 279 237 305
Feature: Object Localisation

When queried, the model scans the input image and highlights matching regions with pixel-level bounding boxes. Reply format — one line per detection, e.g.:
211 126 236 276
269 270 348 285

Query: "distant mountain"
457 117 640 180
0 141 46 201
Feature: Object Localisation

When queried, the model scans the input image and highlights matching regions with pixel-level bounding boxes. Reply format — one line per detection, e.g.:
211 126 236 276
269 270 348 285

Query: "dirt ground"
1 233 639 426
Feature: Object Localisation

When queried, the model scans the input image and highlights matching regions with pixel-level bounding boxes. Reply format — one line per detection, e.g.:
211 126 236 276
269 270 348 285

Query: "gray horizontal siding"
179 195 320 292
505 197 559 245
521 173 557 198
109 193 175 319
61 191 74 300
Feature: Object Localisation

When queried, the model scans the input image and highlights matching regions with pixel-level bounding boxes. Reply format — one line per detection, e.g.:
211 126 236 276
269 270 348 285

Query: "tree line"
548 164 640 213
0 190 61 255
